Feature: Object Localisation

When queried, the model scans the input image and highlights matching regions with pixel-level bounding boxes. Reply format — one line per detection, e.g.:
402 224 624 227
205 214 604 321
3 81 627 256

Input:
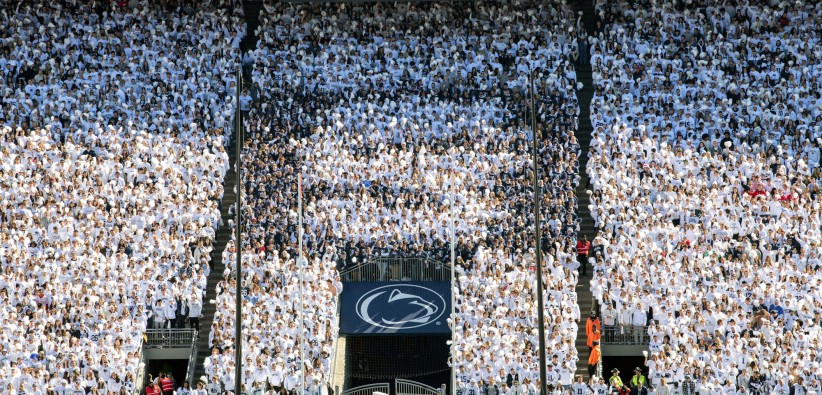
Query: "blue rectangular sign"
340 281 452 334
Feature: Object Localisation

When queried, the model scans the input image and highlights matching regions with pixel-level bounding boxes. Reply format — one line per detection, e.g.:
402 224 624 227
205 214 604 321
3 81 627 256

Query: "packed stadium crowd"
6 0 822 393
0 0 241 393
203 0 585 393
588 0 822 393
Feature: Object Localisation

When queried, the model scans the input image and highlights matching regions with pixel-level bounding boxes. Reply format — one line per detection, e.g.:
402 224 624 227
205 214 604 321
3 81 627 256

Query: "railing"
396 379 440 395
600 325 650 345
341 256 451 282
341 383 391 395
330 288 342 389
134 337 147 395
186 329 199 383
143 328 199 348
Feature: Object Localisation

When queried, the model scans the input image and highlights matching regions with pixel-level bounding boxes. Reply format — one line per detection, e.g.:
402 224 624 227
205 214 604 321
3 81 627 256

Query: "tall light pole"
234 65 243 395
450 165 456 395
529 69 547 395
298 174 306 395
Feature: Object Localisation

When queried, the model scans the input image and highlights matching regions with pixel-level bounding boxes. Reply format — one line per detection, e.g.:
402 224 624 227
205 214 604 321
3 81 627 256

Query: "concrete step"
193 129 240 382
572 5 602 379
240 0 264 53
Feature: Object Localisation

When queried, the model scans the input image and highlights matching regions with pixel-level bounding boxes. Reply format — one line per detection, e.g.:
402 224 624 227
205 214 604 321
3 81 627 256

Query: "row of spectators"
0 0 241 394
588 0 822 393
204 0 585 393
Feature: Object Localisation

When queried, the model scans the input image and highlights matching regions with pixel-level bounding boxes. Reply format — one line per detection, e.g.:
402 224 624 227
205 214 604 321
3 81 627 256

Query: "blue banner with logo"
340 282 452 334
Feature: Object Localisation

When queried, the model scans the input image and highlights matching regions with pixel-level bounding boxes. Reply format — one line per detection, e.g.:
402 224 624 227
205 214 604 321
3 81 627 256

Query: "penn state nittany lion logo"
355 284 447 330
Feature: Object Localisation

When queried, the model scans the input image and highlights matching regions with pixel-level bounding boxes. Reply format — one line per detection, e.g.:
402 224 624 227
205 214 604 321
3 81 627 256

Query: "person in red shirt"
145 381 161 395
160 374 175 395
576 235 591 278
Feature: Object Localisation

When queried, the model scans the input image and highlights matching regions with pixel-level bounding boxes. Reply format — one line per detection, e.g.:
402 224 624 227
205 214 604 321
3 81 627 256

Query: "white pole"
234 65 243 395
450 167 456 395
299 173 306 395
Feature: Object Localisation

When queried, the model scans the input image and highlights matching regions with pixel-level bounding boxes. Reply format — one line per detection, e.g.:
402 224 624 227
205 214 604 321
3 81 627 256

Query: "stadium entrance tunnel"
345 335 450 390
339 258 454 392
144 359 190 390
602 355 646 388
140 329 199 390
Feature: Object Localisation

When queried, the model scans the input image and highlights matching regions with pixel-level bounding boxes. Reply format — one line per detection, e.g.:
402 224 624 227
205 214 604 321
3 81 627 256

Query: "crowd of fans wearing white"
0 0 242 394
205 0 585 393
588 0 822 393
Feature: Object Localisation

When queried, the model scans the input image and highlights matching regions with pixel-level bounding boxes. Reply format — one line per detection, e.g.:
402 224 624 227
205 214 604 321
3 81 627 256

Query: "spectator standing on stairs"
586 313 601 350
192 381 207 395
587 327 601 351
576 235 591 278
189 294 203 331
588 341 601 379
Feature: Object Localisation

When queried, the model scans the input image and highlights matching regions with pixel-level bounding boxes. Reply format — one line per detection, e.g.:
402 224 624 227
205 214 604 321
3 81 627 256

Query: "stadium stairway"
570 0 599 381
191 1 261 384
192 136 238 384
241 0 263 54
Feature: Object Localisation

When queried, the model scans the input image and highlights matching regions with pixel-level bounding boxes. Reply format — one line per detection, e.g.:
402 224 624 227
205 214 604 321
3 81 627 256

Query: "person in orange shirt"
586 312 601 349
588 341 601 378
587 327 601 349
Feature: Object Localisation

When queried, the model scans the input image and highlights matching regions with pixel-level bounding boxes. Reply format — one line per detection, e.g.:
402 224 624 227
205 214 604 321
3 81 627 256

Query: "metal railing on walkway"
341 256 451 282
396 379 440 395
186 330 199 383
341 383 391 395
600 325 650 345
144 328 199 348
133 339 146 395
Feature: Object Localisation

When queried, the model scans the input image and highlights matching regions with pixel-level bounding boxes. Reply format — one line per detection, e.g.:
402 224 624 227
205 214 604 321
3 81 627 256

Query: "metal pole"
299 174 306 395
530 69 547 395
450 167 456 395
234 65 243 395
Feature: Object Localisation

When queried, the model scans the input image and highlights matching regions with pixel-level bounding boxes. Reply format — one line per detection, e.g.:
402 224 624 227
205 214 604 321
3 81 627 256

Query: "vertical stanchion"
299 173 306 395
450 167 456 395
234 65 243 395
529 69 547 395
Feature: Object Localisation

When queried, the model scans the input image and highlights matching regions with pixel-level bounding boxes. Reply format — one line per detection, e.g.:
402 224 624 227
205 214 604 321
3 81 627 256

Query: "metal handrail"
340 256 451 282
600 325 650 345
124 336 146 395
144 328 199 348
341 383 391 395
330 287 342 388
186 329 199 383
133 336 146 395
396 379 440 395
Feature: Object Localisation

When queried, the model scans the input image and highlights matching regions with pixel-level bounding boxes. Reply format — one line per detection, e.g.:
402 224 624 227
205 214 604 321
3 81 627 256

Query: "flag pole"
234 65 243 395
299 173 306 395
450 167 456 395
530 68 547 395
